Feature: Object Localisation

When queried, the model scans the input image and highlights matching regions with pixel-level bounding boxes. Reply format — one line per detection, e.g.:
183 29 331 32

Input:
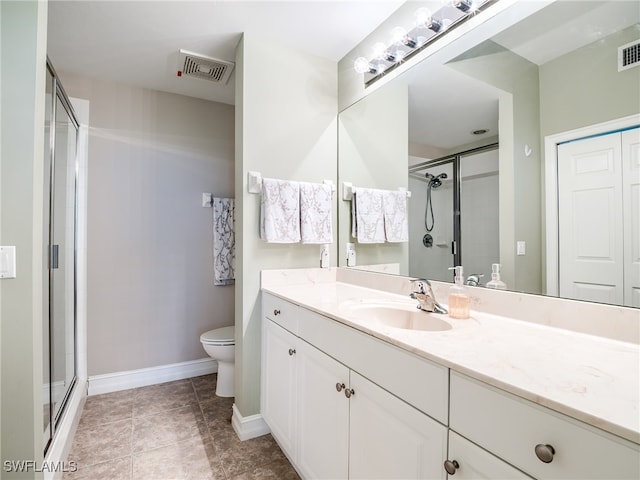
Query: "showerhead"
426 172 448 188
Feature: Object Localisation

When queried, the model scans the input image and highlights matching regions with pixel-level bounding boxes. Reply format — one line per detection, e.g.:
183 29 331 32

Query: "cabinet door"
349 371 448 480
261 320 298 458
447 431 532 479
297 340 350 480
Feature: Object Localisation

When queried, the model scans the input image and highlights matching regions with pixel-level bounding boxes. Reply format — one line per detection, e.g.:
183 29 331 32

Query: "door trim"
544 114 640 296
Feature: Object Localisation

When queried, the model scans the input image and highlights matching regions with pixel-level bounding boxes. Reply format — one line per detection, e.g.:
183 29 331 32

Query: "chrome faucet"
409 278 448 314
465 273 484 287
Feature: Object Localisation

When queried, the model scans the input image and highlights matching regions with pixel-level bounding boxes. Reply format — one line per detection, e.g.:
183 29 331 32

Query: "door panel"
622 128 640 307
558 134 624 304
296 340 349 480
348 371 447 480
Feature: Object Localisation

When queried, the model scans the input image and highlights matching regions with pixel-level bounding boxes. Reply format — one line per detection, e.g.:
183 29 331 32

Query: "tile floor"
65 374 300 480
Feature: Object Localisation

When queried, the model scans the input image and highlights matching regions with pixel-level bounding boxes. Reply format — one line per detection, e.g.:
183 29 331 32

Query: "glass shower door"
50 94 78 425
43 60 79 454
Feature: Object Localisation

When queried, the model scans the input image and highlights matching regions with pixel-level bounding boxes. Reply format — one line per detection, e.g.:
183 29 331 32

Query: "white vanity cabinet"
449 372 640 480
296 338 350 479
261 318 298 457
348 370 447 480
261 293 449 480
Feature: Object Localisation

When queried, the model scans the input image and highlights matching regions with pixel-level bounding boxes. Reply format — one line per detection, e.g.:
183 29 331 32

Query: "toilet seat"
200 326 235 346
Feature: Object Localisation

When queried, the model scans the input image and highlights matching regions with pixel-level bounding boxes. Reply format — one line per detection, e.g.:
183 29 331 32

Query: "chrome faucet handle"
465 273 484 287
409 278 429 295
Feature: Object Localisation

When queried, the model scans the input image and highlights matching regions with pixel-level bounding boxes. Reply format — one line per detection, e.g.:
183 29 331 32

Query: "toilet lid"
200 326 235 345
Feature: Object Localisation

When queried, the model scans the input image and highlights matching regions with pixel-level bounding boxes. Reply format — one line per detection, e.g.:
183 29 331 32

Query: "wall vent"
178 50 235 84
618 40 640 72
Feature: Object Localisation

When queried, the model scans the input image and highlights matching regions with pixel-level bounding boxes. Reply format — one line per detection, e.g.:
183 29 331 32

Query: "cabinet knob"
273 309 281 316
336 383 345 392
288 348 296 356
443 460 459 475
534 444 555 463
344 388 355 398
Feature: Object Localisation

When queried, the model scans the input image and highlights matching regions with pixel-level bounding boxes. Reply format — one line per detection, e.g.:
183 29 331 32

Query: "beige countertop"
262 280 640 445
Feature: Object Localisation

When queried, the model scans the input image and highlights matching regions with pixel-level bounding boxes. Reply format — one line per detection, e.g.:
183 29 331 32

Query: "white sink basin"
342 302 452 332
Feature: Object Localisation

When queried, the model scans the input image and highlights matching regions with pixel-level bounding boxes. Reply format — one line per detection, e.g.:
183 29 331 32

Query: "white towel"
383 190 409 243
352 188 386 244
260 178 301 243
213 198 235 285
299 181 333 244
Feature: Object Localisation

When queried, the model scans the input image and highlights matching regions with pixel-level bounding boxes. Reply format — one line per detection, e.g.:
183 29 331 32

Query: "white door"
261 320 298 458
622 128 640 307
348 371 447 480
296 340 350 480
558 133 624 305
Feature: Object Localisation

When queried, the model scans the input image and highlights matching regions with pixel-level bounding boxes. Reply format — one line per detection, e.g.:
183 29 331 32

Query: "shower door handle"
451 241 457 256
51 244 59 269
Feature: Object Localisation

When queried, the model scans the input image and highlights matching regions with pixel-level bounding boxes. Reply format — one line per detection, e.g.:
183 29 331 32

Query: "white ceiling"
47 0 405 105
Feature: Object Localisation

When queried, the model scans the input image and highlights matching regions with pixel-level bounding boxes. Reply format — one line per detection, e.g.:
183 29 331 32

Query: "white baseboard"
231 404 270 441
88 358 217 396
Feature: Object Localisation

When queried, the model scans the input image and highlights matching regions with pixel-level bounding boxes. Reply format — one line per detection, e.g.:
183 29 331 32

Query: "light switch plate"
202 193 212 207
517 241 526 256
0 246 16 278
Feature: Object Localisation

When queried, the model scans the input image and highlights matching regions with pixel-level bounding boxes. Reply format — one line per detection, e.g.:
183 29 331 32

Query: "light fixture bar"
354 0 495 86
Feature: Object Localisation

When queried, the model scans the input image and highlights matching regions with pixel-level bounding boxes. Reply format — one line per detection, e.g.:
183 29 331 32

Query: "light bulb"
354 57 373 74
374 62 387 74
441 18 453 31
390 26 407 45
414 7 433 28
394 49 406 61
372 42 387 60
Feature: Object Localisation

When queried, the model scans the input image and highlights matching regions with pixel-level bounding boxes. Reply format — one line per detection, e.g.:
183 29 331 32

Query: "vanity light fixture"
353 0 494 85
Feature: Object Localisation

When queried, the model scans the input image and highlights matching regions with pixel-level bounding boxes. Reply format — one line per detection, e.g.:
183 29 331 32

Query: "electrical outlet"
517 241 526 256
346 243 356 267
320 244 330 268
202 193 212 207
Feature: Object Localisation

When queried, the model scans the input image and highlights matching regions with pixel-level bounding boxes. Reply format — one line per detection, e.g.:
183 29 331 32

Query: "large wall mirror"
338 0 640 308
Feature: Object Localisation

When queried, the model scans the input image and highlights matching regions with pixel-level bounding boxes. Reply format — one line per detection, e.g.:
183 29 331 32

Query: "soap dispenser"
485 263 507 290
448 266 470 319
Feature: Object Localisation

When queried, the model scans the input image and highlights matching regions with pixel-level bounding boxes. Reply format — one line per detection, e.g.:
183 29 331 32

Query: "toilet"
200 326 235 397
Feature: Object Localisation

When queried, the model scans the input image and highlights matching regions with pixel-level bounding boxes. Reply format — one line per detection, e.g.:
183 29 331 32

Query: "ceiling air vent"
178 50 235 84
618 40 640 72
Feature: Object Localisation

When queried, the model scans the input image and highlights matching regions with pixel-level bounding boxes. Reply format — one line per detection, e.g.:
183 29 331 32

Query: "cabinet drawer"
299 308 449 425
447 431 532 479
263 293 298 334
450 372 640 479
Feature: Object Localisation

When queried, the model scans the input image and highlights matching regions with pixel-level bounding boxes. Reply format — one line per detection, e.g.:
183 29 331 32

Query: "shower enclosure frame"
43 58 80 454
409 142 499 273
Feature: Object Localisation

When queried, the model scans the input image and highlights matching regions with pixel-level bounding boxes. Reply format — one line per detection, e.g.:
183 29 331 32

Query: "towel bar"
247 171 336 195
342 182 411 201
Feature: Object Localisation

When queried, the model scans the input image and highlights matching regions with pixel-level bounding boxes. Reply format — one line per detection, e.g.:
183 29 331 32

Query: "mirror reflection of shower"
408 144 499 284
424 172 448 232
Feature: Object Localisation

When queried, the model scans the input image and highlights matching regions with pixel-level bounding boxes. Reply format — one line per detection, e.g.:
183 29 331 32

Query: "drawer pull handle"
288 348 296 356
336 383 345 392
273 309 281 316
443 460 459 475
344 388 355 398
534 444 555 463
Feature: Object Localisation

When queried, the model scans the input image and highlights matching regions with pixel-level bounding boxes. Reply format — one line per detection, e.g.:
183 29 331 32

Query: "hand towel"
260 178 301 243
213 197 235 285
382 190 409 243
299 181 333 244
353 187 386 244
